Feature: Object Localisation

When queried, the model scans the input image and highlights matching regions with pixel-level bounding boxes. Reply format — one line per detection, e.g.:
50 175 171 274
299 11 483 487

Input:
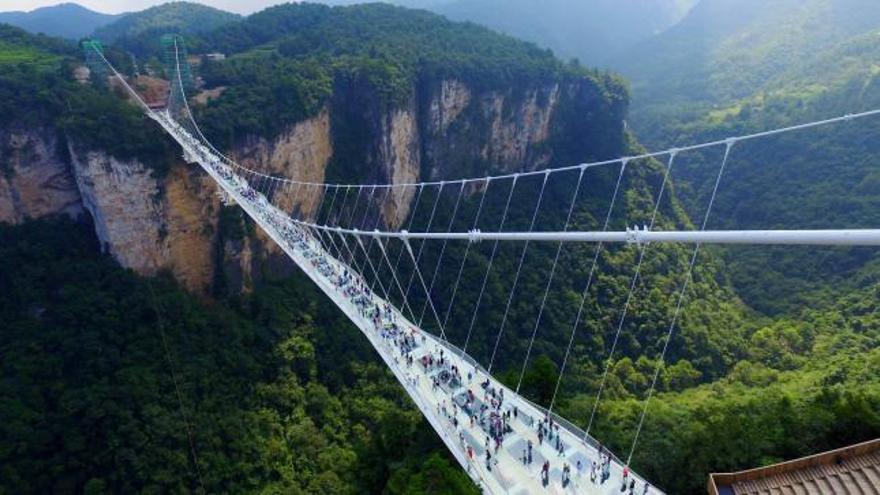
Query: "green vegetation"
196 52 334 148
1 2 878 493
0 24 176 174
615 0 880 314
620 0 880 138
92 1 240 58
0 217 478 494
556 273 880 493
0 41 60 65
330 0 697 68
553 4 880 489
191 2 605 148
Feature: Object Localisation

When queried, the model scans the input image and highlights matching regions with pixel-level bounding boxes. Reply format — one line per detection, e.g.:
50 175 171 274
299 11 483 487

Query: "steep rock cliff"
69 145 219 292
0 128 82 223
0 74 625 295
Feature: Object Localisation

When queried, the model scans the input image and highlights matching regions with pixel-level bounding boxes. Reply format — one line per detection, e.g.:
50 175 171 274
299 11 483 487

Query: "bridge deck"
149 110 661 495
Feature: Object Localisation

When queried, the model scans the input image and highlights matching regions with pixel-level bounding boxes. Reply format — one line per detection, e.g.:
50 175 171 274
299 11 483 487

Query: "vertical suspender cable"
585 151 678 439
400 236 450 341
355 187 395 302
443 178 491 336
402 182 446 311
336 186 353 227
509 167 585 389
419 181 467 326
338 186 365 266
625 140 735 466
308 184 335 259
374 233 423 325
391 184 425 273
351 232 393 302
327 186 355 261
318 186 348 262
550 160 628 414
461 175 519 357
487 171 551 375
347 186 378 277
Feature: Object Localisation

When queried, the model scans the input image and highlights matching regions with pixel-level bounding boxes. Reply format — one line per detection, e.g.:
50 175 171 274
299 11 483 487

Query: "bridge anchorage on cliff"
85 37 880 494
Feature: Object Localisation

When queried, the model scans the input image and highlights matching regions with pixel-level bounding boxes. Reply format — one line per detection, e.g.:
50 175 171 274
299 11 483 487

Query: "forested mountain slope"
92 1 240 57
0 3 120 40
0 217 478 494
618 0 880 133
615 0 880 314
327 0 698 67
573 270 880 493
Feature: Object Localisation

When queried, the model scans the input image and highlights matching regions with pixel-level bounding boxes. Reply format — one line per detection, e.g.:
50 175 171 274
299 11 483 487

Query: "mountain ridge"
607 0 880 315
325 0 699 67
0 2 121 39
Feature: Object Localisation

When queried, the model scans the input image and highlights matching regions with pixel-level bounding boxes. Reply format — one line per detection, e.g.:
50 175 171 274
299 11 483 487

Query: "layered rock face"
234 109 333 228
71 150 220 292
0 128 82 224
0 75 624 295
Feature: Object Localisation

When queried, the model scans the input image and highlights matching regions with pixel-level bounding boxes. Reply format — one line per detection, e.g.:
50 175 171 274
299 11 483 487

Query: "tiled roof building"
709 439 880 494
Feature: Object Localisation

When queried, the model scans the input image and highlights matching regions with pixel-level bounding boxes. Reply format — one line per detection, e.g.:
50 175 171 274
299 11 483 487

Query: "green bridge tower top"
161 34 194 92
80 39 108 87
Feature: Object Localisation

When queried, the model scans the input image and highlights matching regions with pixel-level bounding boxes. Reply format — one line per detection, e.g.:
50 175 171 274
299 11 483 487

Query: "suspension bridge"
86 38 880 494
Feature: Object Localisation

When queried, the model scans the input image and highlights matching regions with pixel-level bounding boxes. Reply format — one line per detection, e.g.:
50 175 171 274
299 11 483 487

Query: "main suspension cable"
94 41 880 198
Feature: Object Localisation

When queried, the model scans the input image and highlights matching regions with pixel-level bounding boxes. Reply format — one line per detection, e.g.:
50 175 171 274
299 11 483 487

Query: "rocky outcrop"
0 73 624 296
380 108 421 228
417 80 575 183
71 149 166 274
428 80 472 136
159 165 219 291
0 128 82 224
69 145 219 292
234 108 333 222
480 84 560 168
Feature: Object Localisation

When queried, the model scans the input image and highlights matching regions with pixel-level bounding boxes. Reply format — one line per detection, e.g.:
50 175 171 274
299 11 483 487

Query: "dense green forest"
574 275 880 492
614 0 880 314
0 25 177 174
92 2 240 58
189 2 609 149
565 6 880 488
328 0 698 68
0 217 477 494
618 0 880 139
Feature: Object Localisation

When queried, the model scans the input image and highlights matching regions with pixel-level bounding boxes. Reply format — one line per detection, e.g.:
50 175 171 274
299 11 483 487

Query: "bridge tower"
161 34 194 91
161 34 196 120
80 40 108 87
